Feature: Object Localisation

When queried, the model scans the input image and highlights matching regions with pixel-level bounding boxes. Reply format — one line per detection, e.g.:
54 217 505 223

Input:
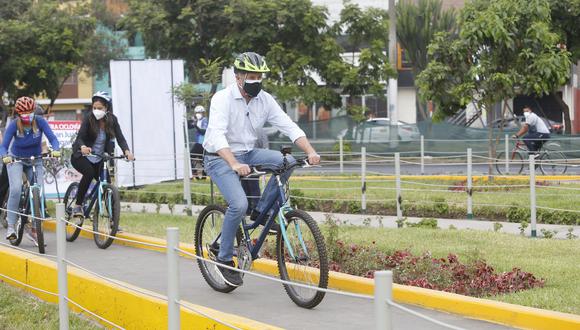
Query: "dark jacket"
71 113 130 159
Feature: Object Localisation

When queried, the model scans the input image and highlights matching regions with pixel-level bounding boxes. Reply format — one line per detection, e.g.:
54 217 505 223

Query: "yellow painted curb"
45 224 580 330
0 245 281 330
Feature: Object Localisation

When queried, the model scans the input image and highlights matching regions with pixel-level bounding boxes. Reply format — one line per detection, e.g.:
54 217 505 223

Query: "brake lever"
246 167 267 178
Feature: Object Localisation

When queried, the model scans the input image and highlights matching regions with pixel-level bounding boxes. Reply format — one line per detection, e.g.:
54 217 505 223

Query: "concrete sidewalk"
121 202 580 239
20 232 513 330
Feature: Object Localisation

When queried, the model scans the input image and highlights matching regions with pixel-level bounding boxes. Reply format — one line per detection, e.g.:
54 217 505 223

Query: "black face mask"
243 79 262 98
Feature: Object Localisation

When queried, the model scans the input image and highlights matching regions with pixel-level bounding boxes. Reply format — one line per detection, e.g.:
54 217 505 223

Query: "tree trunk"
415 91 428 121
551 92 571 135
486 102 495 178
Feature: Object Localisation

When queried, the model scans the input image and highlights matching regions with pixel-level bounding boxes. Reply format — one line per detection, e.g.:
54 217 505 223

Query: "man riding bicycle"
513 105 551 156
203 52 320 287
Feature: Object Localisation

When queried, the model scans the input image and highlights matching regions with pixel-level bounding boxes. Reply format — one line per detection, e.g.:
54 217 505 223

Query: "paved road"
19 232 515 330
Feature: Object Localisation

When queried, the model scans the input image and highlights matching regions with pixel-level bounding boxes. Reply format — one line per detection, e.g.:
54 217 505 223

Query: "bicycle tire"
31 188 45 254
0 193 8 229
92 183 120 249
276 209 328 309
496 151 524 175
194 205 242 293
539 151 567 175
9 190 28 246
63 182 83 242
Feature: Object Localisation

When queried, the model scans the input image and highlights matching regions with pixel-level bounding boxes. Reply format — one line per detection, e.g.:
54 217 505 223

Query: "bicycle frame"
13 157 46 221
80 158 113 218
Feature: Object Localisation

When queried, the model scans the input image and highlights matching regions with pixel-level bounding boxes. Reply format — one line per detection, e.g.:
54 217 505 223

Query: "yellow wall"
77 69 93 99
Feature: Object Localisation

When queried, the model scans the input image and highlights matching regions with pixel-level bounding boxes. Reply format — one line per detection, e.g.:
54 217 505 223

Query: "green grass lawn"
119 212 580 315
0 282 102 329
121 176 580 219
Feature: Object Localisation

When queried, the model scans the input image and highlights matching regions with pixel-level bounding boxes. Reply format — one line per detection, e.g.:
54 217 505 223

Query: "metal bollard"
339 136 344 174
361 147 367 213
56 203 69 330
167 228 180 329
467 148 473 219
505 134 510 174
529 156 537 237
183 145 192 215
395 153 402 220
420 135 425 175
374 271 393 330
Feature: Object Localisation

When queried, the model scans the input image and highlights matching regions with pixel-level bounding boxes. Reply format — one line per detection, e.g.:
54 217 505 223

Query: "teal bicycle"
195 149 329 309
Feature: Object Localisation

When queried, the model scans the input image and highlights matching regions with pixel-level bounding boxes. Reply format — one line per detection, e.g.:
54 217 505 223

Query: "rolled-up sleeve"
203 92 230 153
266 98 305 143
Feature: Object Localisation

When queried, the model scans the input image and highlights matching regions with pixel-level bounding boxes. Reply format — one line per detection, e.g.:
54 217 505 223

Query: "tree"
417 0 571 173
0 0 124 113
397 0 457 120
121 0 231 91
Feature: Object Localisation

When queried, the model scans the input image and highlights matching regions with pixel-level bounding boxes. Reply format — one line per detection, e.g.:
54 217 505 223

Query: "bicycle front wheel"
194 205 242 293
93 184 120 249
496 151 524 175
539 151 567 175
276 209 328 309
63 182 83 242
31 188 45 254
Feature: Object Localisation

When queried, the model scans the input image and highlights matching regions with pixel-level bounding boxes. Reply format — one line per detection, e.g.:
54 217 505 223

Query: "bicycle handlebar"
85 153 135 161
244 157 316 178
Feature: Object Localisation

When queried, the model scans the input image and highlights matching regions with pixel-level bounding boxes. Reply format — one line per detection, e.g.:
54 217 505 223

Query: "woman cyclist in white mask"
70 91 134 217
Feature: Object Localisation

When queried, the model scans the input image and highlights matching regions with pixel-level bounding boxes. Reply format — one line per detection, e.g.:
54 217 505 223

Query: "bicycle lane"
24 232 514 330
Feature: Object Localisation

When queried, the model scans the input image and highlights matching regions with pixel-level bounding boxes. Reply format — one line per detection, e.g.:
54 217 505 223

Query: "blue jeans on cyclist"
204 148 296 262
524 132 550 154
6 159 44 228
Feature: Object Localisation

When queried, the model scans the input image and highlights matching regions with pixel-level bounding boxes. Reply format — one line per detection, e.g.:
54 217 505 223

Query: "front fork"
276 176 309 261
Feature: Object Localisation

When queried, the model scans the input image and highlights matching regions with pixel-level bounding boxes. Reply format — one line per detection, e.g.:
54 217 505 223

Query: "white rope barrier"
387 300 467 330
65 297 126 330
0 273 58 297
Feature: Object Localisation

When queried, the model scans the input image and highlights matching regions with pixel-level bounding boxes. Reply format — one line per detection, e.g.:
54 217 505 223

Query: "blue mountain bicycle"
195 149 329 309
8 154 55 254
63 153 126 249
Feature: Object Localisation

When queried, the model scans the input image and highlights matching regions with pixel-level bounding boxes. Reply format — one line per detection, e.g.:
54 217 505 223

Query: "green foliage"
407 218 438 229
493 222 503 232
540 228 558 239
566 227 577 240
396 217 407 228
0 0 124 108
417 0 572 119
519 220 529 236
548 0 580 62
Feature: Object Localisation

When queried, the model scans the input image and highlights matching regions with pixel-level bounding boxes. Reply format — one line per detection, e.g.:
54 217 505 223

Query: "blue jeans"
524 132 550 152
6 159 44 226
204 149 295 261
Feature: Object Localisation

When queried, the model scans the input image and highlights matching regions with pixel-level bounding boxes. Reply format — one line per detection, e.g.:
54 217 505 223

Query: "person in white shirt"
202 52 320 287
513 105 551 154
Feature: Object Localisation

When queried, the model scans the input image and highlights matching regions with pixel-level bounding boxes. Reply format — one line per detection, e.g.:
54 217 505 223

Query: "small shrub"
408 218 438 229
448 224 457 230
155 202 161 214
432 197 449 215
566 228 577 240
362 217 372 227
519 221 529 236
396 217 407 228
540 228 558 239
493 222 503 232
168 202 175 215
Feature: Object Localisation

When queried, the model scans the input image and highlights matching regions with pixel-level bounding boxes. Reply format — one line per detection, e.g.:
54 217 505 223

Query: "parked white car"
352 118 421 143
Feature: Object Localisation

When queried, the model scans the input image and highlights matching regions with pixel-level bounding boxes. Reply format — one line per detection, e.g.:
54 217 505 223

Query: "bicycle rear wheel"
93 184 120 249
495 151 524 175
31 188 45 254
63 182 83 242
194 205 242 293
276 209 328 309
539 151 567 175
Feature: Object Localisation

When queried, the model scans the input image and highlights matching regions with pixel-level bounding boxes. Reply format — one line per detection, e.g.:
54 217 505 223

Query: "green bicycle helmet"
233 52 270 73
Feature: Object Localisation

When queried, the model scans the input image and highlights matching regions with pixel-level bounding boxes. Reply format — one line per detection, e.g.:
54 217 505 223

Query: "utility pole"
388 0 399 148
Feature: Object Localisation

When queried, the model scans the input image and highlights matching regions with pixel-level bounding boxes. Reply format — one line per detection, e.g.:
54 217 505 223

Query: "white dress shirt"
203 84 306 154
525 112 550 134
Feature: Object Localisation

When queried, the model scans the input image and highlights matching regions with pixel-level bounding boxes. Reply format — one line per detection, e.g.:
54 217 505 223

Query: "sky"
311 0 390 23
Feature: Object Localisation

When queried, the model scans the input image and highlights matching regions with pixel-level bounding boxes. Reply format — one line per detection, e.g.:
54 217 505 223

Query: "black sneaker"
215 259 243 287
250 209 280 233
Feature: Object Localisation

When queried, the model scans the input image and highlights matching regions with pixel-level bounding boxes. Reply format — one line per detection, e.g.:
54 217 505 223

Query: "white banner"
110 59 186 187
43 120 82 198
